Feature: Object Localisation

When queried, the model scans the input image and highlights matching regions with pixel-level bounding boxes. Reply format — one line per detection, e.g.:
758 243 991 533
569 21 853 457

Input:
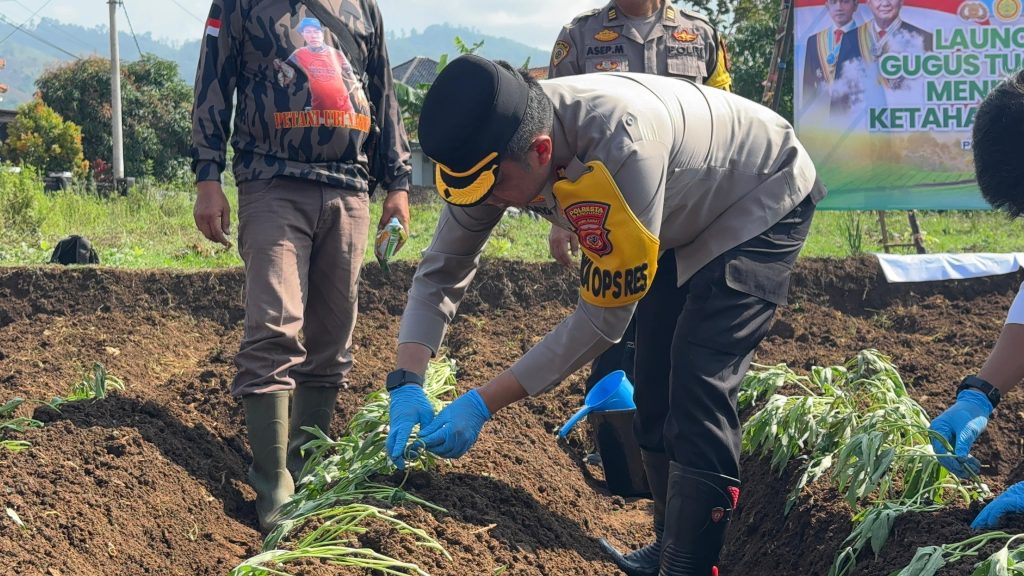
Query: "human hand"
386 384 434 470
419 389 491 459
380 189 410 233
274 59 295 86
548 225 579 268
194 181 232 247
972 481 1024 530
929 389 993 479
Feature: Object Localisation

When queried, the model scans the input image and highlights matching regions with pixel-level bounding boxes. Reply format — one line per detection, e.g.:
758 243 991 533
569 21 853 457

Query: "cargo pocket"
724 255 793 306
680 257 781 357
667 57 707 82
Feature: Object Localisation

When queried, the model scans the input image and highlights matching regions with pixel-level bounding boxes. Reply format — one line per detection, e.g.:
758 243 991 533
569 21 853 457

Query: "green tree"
677 0 734 30
1 99 87 176
727 0 794 121
36 54 191 181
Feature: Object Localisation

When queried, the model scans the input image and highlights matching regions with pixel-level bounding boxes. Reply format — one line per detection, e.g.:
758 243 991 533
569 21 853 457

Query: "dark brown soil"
1 257 1022 576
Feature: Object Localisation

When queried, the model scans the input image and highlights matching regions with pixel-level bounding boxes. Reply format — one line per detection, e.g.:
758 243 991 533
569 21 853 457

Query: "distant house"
392 56 440 88
0 108 16 144
392 57 441 188
408 140 435 188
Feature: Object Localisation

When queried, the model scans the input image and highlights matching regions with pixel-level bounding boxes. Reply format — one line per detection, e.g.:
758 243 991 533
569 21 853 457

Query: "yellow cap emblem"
594 29 620 42
435 152 500 207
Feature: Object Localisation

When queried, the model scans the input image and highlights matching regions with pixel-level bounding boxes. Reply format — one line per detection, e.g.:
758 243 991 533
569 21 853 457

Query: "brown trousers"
232 177 370 397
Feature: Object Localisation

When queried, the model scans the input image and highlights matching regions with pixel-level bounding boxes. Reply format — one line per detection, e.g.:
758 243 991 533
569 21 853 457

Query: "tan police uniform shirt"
549 1 731 90
399 74 821 396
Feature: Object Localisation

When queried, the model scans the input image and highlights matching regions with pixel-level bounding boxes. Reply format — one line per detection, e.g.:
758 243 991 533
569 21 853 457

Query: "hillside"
0 19 549 107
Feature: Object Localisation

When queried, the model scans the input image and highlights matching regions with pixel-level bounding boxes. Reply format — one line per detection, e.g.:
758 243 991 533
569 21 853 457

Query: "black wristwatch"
386 369 424 392
957 375 1001 408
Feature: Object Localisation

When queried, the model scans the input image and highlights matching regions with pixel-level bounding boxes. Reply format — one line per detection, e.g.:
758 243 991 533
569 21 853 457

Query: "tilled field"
1 258 1023 575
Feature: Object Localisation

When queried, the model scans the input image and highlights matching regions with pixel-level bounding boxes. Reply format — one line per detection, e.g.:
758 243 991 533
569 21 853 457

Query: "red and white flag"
206 18 221 37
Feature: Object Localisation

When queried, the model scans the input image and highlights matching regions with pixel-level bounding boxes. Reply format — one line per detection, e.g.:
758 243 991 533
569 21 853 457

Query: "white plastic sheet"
875 253 1024 283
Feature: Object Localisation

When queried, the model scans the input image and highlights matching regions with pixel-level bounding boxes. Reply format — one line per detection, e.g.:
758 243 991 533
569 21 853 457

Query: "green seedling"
67 362 125 402
0 398 42 452
232 356 458 576
740 351 989 576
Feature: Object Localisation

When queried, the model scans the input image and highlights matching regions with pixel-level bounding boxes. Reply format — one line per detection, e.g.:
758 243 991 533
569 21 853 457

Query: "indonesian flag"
206 18 221 37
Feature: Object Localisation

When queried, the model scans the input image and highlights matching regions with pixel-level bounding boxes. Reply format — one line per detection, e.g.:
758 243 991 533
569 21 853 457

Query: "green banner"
794 0 1024 209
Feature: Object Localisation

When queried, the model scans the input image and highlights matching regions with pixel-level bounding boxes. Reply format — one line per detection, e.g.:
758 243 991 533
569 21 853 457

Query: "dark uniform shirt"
191 0 411 192
548 1 732 90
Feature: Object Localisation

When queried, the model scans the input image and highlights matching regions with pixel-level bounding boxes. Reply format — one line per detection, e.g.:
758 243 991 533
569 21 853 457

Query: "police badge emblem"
552 41 570 66
673 29 698 42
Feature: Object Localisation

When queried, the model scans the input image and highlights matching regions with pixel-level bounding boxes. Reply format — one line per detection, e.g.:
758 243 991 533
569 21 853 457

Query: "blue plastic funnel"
558 370 635 438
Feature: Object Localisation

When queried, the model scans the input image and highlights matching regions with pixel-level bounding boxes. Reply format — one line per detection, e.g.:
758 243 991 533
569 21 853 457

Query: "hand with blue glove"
973 482 1024 530
928 389 993 479
386 384 435 470
419 389 491 459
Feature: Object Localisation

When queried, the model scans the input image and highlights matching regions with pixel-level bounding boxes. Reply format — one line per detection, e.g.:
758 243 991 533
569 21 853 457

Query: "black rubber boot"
600 450 670 576
286 386 339 481
659 462 740 576
243 391 295 533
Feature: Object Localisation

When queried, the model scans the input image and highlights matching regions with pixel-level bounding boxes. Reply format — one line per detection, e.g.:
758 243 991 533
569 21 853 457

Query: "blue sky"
0 0 599 50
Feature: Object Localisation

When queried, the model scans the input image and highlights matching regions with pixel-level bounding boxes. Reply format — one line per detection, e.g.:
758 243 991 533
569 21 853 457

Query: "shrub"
2 99 88 177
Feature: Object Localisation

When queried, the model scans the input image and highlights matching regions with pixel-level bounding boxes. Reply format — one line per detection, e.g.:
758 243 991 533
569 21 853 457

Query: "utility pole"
108 0 124 181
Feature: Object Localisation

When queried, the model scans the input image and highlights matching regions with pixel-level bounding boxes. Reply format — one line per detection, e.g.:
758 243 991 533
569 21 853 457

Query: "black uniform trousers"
632 193 817 479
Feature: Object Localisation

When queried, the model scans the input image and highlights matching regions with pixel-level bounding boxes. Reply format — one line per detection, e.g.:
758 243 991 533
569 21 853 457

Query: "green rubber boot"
243 391 295 533
286 386 339 481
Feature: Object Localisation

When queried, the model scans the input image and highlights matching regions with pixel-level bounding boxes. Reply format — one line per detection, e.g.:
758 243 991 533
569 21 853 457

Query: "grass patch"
2 170 1024 268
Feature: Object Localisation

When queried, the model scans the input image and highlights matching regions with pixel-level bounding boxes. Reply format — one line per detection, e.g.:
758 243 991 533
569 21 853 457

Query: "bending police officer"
385 55 824 575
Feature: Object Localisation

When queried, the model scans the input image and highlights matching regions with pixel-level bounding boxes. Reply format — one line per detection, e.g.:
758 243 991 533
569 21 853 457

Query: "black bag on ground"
50 235 99 265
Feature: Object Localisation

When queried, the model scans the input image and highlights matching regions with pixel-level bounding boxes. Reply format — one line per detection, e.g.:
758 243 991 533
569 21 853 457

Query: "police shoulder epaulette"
677 7 714 26
568 7 602 26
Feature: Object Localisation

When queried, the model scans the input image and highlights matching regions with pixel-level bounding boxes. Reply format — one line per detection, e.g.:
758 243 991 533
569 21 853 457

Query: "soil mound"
1 258 1022 575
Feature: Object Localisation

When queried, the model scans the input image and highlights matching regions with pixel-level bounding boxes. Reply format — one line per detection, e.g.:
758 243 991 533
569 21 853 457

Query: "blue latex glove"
973 482 1024 530
419 389 491 459
928 389 993 479
386 384 435 470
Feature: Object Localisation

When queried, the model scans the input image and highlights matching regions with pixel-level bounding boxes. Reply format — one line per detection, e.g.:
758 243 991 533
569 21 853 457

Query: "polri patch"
552 41 571 67
594 29 620 42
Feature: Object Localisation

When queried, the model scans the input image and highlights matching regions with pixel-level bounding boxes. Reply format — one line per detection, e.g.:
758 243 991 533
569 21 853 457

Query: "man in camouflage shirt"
190 0 411 532
547 2 732 572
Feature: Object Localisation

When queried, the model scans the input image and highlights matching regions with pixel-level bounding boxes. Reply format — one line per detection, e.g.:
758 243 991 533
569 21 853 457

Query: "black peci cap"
419 54 530 207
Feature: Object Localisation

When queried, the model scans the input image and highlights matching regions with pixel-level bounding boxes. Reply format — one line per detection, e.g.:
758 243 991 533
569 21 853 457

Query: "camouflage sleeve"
705 32 733 92
365 0 412 192
548 25 581 79
190 0 242 182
